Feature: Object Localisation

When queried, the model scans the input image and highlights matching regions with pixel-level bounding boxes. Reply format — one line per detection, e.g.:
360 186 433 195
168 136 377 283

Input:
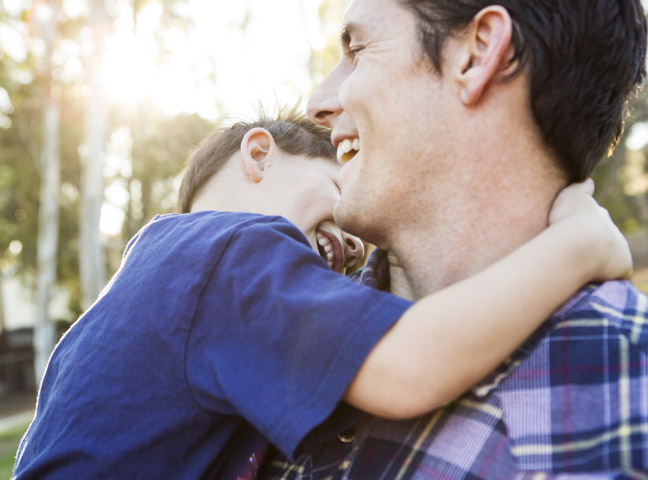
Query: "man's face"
260 154 365 273
307 0 457 247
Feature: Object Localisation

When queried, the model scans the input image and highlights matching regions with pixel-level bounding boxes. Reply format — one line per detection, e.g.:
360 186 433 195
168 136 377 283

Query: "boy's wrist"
558 213 630 282
547 217 604 283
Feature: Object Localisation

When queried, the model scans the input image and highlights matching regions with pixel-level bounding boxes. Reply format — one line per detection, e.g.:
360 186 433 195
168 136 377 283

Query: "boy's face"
260 154 365 273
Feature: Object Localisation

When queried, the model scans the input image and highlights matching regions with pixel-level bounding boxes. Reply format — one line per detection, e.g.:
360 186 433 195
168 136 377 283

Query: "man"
259 0 648 478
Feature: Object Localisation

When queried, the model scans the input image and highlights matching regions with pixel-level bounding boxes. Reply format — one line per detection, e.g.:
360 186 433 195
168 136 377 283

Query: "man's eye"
347 45 364 58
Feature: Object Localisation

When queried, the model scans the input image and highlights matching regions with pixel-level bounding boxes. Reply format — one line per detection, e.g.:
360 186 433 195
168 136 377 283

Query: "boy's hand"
549 179 633 281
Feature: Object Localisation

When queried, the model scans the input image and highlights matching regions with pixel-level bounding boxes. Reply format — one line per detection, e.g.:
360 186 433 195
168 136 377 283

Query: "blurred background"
0 0 647 465
0 0 346 405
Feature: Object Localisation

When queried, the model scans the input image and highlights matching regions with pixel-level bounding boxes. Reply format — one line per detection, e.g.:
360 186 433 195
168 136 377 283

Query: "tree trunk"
32 0 62 386
34 94 60 385
0 271 5 334
79 8 107 309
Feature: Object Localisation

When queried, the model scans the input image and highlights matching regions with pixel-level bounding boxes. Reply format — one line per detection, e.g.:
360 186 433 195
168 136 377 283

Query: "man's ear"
240 127 277 183
454 6 513 106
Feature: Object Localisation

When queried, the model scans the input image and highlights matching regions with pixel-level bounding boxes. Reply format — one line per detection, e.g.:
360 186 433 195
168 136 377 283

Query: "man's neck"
387 169 565 300
381 69 571 299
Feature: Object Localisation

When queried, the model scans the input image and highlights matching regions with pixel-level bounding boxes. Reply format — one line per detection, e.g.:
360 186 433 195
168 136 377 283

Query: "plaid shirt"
258 250 648 480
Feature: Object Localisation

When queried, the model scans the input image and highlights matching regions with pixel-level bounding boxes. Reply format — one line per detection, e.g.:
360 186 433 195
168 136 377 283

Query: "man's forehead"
342 0 378 29
340 0 368 43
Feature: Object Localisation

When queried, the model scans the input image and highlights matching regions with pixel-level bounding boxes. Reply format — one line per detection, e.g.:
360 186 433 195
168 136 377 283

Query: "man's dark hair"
177 106 335 213
400 0 648 181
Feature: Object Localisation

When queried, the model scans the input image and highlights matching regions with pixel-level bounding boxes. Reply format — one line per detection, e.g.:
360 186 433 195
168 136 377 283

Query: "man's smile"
337 137 360 163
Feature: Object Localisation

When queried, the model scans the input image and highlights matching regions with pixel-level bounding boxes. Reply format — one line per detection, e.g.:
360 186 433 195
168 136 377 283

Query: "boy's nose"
342 232 365 270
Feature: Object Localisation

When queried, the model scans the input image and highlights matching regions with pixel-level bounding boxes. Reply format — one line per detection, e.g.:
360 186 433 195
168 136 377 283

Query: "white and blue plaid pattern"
259 251 648 480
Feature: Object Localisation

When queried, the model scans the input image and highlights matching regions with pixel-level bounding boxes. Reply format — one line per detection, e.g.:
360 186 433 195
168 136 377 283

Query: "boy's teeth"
352 138 360 150
316 228 340 271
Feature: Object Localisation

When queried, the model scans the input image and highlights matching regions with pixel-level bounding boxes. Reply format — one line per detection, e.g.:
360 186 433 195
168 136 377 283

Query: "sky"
1 0 330 119
102 0 329 120
1 0 339 236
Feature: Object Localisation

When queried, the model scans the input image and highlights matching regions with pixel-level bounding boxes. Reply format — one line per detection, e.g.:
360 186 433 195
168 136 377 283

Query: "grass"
0 421 29 480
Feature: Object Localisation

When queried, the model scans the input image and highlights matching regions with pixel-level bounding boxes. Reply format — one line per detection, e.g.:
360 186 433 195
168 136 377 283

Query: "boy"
13 110 631 479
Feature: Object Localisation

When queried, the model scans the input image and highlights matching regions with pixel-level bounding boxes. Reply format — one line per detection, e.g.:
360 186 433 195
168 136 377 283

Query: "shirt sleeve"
185 217 412 459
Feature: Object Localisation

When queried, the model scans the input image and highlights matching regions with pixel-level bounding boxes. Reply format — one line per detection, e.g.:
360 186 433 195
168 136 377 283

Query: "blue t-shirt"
14 212 411 479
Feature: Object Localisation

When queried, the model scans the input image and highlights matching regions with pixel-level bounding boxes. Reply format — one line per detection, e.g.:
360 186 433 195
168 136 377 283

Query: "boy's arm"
344 181 633 419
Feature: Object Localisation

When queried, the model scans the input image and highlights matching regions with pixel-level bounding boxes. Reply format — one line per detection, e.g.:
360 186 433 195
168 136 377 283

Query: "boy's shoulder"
128 211 312 266
151 210 297 235
152 210 289 230
139 211 306 246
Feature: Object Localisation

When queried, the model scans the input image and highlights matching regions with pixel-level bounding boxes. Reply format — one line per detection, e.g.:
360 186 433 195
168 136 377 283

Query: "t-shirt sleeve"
185 217 412 458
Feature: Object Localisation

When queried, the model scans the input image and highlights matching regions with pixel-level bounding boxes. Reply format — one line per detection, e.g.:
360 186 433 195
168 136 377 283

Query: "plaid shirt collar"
351 248 391 291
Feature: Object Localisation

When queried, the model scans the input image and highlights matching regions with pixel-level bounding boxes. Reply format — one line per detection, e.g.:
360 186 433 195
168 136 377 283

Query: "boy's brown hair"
177 107 336 213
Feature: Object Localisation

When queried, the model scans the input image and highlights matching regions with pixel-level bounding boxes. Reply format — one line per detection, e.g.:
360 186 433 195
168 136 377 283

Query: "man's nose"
342 232 366 270
306 63 346 128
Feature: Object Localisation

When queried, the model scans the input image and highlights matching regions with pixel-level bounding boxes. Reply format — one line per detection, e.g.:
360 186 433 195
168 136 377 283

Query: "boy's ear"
240 127 277 183
454 6 513 106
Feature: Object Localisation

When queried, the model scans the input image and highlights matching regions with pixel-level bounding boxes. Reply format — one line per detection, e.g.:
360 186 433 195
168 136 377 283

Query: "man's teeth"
337 138 360 164
316 231 336 268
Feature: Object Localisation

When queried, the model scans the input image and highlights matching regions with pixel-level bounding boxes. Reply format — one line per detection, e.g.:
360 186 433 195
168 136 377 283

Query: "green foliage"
594 88 648 238
1 0 647 322
308 0 346 87
105 106 214 275
0 77 42 276
0 0 212 316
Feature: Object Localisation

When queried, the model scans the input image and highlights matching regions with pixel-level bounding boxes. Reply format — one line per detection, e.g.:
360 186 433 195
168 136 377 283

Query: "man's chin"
333 202 356 234
334 202 375 244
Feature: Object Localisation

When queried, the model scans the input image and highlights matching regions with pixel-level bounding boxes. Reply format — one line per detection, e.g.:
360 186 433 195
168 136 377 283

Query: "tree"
33 0 62 383
79 1 108 309
307 0 346 88
1 0 211 332
594 88 648 237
